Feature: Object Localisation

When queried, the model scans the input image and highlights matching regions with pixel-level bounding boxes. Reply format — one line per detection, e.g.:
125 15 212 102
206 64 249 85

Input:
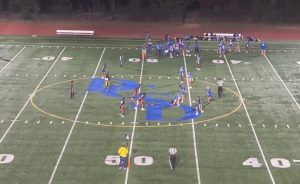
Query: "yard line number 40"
243 157 291 168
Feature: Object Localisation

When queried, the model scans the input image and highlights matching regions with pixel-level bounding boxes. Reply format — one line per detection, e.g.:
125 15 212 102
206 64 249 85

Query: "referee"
168 145 177 171
217 78 224 97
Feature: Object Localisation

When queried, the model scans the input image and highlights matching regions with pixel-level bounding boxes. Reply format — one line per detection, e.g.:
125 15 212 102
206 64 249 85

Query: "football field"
0 36 299 184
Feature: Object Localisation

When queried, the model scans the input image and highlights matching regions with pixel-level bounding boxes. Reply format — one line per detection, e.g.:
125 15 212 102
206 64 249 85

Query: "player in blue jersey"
187 72 193 88
119 97 126 117
207 87 213 104
195 53 201 70
221 44 226 57
134 92 146 111
195 96 204 115
185 43 191 56
261 41 267 56
171 94 180 106
174 42 180 57
179 66 185 83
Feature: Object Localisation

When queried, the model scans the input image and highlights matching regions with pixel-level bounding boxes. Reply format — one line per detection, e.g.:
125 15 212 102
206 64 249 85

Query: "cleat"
141 108 145 111
195 112 198 116
201 110 204 113
134 107 137 110
119 167 122 170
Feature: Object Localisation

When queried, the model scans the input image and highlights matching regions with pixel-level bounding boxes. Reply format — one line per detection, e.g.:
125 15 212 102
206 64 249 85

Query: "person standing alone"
168 145 177 171
217 78 224 97
118 143 128 170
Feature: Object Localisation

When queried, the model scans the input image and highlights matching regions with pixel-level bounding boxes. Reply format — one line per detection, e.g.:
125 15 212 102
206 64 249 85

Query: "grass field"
0 36 299 184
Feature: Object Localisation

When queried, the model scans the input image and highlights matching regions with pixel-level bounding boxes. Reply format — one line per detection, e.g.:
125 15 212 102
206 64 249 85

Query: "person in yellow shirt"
118 144 128 170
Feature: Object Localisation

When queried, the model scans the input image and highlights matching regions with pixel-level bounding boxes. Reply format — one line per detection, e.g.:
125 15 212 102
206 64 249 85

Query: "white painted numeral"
61 57 73 61
270 158 291 168
230 60 242 64
212 60 224 64
243 157 262 168
146 58 158 63
104 155 120 166
128 58 140 63
134 156 153 166
0 154 14 164
42 56 55 61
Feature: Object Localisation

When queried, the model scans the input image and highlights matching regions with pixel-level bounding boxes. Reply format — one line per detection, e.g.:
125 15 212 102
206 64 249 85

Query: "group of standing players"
68 36 267 120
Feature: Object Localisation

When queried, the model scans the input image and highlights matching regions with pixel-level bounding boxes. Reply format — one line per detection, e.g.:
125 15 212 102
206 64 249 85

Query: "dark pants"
218 86 223 97
119 156 127 168
169 154 176 170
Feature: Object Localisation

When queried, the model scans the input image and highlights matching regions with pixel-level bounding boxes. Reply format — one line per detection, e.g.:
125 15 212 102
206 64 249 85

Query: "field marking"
30 78 242 128
224 55 276 184
183 51 201 184
0 46 26 74
263 55 300 111
0 47 66 144
124 51 145 184
48 48 106 184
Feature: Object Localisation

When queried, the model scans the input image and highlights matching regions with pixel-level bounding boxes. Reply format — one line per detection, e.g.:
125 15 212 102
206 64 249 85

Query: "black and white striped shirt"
169 147 177 155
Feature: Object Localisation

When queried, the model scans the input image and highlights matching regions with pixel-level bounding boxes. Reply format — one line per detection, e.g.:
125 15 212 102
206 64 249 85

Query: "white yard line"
183 51 201 184
224 55 276 184
263 55 300 111
0 46 26 74
124 53 145 184
48 48 106 184
0 47 66 144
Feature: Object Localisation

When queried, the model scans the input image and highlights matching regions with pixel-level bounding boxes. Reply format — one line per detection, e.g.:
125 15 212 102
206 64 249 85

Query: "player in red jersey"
119 97 126 117
131 84 141 100
134 92 146 111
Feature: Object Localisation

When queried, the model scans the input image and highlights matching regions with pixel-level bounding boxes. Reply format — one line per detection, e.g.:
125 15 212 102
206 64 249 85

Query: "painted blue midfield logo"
88 78 201 122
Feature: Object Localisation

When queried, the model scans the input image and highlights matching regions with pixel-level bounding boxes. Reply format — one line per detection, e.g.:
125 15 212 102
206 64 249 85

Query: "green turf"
0 37 299 184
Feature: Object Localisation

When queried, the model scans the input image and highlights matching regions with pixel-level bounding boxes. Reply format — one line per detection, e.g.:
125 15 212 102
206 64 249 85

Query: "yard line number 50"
243 157 291 168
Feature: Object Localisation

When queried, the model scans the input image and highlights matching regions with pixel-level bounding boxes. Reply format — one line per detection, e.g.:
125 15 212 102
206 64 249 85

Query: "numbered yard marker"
42 56 55 61
105 155 153 166
212 60 224 64
0 154 14 164
230 60 242 64
61 57 73 61
146 58 158 63
242 157 262 168
270 158 291 168
128 58 140 63
104 155 120 165
134 156 153 166
243 157 292 169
